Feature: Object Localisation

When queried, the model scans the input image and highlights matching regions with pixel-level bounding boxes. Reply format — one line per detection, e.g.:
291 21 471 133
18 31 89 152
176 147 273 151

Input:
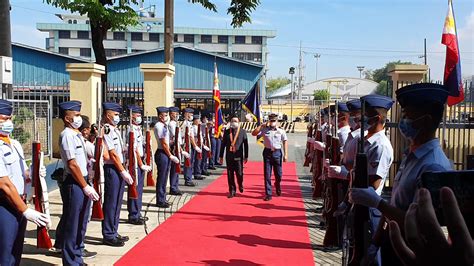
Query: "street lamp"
357 66 365 79
314 54 321 81
289 67 295 122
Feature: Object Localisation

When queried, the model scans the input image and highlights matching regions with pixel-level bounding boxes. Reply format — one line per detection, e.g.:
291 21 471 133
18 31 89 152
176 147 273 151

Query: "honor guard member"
311 103 351 154
58 101 99 265
208 114 217 170
0 99 51 265
127 106 152 225
168 106 183 195
219 116 249 198
200 115 212 176
251 112 288 201
101 102 133 247
349 83 451 266
154 107 179 208
181 108 196 186
192 114 204 180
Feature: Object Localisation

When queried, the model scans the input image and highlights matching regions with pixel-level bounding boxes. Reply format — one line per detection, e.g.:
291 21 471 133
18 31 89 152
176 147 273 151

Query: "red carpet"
115 162 314 266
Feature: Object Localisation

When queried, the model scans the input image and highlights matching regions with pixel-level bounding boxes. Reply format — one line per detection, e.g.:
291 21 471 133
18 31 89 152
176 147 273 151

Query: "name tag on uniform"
4 152 11 156
113 137 118 140
76 145 83 149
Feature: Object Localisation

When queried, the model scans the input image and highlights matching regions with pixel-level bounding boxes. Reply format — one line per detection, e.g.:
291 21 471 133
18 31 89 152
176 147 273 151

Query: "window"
73 20 77 24
183 34 194 43
77 31 89 39
59 47 69 55
149 33 159 42
174 34 179 42
80 48 91 57
105 49 127 57
131 32 143 41
232 52 262 62
68 20 72 24
201 35 212 43
132 49 144 53
251 36 262 44
234 36 246 44
58 30 70 39
113 32 125 40
86 20 90 24
218 35 228 44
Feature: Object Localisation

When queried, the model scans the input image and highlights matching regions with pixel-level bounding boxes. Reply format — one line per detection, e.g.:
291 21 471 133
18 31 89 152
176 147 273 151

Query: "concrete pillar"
387 64 428 182
66 63 105 122
140 63 175 117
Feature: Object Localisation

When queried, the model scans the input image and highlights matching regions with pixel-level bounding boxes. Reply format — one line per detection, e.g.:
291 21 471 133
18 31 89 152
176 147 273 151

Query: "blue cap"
396 83 449 108
128 105 142 114
156 106 169 114
59 100 82 112
330 102 349 113
183 107 194 114
0 99 13 116
103 102 122 112
193 114 201 120
361 94 394 110
346 99 361 111
169 106 180 113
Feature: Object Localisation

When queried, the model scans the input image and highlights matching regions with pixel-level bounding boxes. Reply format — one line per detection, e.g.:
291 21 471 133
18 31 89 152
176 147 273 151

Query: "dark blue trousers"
201 148 209 173
60 176 91 266
0 201 26 266
263 148 283 196
183 149 195 183
102 165 125 240
127 167 144 220
209 137 217 167
214 138 222 164
169 145 180 193
155 150 171 204
193 148 202 177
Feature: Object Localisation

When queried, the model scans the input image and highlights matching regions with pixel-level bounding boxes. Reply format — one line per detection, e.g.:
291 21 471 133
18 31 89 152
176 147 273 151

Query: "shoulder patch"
104 125 111 134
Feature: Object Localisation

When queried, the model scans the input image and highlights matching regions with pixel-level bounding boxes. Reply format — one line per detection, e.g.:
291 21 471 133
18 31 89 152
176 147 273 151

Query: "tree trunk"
90 21 109 100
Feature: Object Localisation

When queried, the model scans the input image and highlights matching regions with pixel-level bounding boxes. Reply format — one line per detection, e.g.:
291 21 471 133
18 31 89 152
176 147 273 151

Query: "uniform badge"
370 162 379 168
104 125 110 134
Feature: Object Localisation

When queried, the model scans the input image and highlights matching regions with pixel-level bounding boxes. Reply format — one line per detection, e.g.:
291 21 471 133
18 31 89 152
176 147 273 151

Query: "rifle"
91 106 104 220
205 124 212 158
32 113 53 249
345 99 371 266
145 116 155 186
303 122 313 167
127 111 138 199
196 123 203 160
174 125 182 174
184 124 192 167
312 109 324 199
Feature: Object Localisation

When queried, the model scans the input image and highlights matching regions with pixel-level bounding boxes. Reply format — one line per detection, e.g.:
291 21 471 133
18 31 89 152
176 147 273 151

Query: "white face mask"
71 116 82 129
164 116 170 123
135 116 142 124
188 115 193 122
0 120 14 136
230 122 239 129
112 115 120 126
270 122 277 128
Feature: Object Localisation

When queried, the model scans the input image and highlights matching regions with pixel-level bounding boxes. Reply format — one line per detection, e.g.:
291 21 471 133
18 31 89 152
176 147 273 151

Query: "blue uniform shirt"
364 130 393 195
154 121 169 149
130 124 144 158
342 128 364 169
0 139 28 195
60 127 88 177
103 124 124 164
260 126 288 150
338 125 351 153
390 139 451 211
168 120 182 146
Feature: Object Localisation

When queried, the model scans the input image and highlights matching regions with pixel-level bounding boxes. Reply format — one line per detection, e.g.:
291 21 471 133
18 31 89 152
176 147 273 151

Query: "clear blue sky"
9 0 474 82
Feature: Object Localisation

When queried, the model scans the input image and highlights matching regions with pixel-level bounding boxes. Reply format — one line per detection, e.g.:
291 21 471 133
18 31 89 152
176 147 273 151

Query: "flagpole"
212 58 216 117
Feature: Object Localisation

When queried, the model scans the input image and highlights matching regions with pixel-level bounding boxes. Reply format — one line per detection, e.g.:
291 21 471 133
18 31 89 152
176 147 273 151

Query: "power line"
10 4 58 15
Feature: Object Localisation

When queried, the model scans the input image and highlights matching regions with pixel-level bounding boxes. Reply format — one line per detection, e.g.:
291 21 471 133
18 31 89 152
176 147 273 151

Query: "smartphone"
420 170 474 235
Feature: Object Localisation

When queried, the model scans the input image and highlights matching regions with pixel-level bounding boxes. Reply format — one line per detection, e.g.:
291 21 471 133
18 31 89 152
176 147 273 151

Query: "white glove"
203 145 210 151
120 170 134 185
83 185 99 201
307 137 315 144
23 208 50 227
195 147 202 153
328 165 349 180
141 164 152 172
39 165 47 178
313 141 326 151
349 187 382 208
182 151 191 159
170 155 180 164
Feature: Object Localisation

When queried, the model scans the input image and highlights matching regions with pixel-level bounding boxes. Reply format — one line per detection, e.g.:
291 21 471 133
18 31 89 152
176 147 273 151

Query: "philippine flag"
442 0 464 106
213 62 224 138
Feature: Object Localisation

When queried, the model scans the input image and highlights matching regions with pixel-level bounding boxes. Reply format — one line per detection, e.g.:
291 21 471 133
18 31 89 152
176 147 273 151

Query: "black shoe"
324 246 342 252
103 238 125 247
275 183 281 196
202 171 210 176
156 202 170 208
117 234 129 242
82 249 97 259
264 196 272 201
185 181 196 187
194 176 205 180
227 192 235 198
127 218 144 225
239 186 244 193
208 167 216 170
139 216 149 222
169 190 183 196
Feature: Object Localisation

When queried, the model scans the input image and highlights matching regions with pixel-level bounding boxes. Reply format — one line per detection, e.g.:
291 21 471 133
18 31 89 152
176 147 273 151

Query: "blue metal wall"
12 44 86 86
107 47 263 93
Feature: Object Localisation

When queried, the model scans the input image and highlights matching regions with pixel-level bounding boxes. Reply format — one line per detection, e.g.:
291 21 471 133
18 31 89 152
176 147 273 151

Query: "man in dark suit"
219 116 249 198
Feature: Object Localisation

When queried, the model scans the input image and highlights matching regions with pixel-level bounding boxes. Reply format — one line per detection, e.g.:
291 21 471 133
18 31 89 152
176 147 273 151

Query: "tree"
266 77 290 94
45 0 260 81
366 60 413 96
313 90 330 102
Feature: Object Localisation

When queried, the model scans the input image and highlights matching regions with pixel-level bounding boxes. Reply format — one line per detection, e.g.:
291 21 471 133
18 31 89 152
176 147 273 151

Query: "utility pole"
314 54 321 81
0 0 12 99
297 41 304 100
357 66 365 79
289 67 295 122
164 0 174 64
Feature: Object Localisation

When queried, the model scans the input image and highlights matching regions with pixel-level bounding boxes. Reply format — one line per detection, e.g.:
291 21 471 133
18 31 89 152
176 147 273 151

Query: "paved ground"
20 132 341 265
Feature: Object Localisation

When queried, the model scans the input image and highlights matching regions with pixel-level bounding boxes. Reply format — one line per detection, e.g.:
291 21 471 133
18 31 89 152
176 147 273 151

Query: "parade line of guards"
1 82 473 266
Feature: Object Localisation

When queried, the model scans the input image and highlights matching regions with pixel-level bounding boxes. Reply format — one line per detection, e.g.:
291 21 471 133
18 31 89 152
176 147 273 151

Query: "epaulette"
104 124 111 134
